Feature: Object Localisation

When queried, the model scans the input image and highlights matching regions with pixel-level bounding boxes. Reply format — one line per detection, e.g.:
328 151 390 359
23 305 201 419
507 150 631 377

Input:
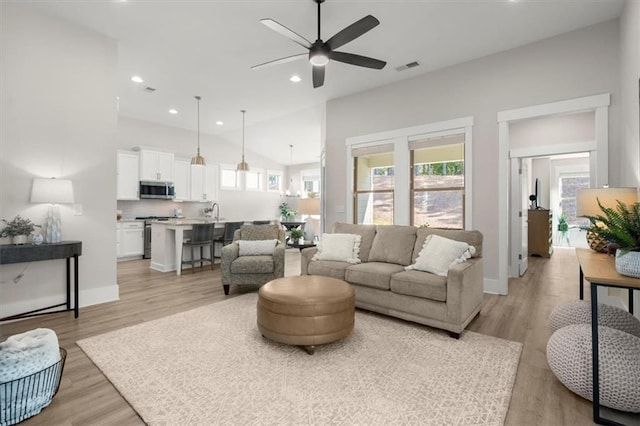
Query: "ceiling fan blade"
312 66 325 88
330 51 386 70
326 15 380 50
260 19 312 49
251 53 307 70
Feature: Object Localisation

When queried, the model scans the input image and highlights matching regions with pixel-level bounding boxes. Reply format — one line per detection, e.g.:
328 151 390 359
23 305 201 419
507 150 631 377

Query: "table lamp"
297 198 320 241
31 178 75 243
576 187 638 252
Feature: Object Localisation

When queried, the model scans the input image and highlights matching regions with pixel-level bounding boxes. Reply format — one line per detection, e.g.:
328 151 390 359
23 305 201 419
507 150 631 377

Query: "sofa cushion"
413 228 483 263
345 262 406 290
391 270 447 302
368 225 417 266
238 239 278 256
333 223 377 262
308 260 351 280
408 234 473 277
240 224 280 241
312 233 361 264
231 256 274 274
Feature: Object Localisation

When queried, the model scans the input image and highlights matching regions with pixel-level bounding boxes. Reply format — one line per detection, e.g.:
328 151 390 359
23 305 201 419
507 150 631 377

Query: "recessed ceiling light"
290 75 302 83
131 75 144 83
168 109 178 114
216 121 224 126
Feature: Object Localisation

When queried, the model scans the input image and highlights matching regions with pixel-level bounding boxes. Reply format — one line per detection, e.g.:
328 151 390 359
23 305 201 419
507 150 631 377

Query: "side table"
287 241 316 251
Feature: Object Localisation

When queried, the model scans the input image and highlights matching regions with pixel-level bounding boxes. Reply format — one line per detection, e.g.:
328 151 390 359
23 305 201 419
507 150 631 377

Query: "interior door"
509 158 529 277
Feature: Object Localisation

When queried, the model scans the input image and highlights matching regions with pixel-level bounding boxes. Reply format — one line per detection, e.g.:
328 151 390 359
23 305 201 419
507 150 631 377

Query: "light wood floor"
0 248 599 425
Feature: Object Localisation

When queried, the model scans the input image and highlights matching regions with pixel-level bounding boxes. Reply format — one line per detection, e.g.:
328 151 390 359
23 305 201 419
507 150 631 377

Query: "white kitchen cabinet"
204 164 218 202
174 158 191 201
117 222 144 259
139 149 175 182
190 164 218 202
116 223 122 257
116 150 139 200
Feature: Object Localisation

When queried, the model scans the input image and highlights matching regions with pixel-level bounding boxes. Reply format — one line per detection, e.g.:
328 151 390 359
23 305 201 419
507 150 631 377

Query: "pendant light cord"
196 96 201 155
241 110 246 161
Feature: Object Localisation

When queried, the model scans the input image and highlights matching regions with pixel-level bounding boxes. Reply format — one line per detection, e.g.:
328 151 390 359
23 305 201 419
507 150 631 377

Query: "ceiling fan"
251 0 386 88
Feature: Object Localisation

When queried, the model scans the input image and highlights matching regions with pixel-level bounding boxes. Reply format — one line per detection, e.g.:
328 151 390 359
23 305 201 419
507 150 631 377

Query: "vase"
615 250 640 278
32 233 44 246
12 235 28 245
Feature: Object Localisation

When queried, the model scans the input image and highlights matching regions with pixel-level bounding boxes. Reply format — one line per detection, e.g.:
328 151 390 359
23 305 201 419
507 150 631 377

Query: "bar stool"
213 222 244 261
181 223 215 274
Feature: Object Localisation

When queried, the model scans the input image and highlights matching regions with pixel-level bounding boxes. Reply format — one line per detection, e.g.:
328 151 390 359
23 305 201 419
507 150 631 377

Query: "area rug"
77 294 522 425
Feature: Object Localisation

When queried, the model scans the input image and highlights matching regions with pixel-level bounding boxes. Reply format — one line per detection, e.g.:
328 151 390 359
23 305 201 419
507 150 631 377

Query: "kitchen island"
151 219 265 276
150 219 213 275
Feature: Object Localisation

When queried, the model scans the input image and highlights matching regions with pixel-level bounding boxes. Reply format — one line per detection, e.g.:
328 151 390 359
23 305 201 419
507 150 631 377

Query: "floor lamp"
31 178 75 243
297 198 320 242
576 187 638 252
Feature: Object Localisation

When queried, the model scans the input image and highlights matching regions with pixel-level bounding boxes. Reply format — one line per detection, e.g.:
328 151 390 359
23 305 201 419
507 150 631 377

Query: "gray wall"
1 5 119 316
324 20 621 281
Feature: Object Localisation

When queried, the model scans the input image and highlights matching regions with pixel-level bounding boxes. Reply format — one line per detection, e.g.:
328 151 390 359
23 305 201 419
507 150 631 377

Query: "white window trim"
219 163 241 191
266 169 284 193
345 116 473 228
245 167 265 192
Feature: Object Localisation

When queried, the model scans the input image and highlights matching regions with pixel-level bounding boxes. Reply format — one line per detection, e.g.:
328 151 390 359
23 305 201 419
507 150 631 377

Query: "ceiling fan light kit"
252 0 386 88
190 95 206 166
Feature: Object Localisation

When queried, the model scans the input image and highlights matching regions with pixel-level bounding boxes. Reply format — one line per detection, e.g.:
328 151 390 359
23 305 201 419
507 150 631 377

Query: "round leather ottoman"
257 275 355 354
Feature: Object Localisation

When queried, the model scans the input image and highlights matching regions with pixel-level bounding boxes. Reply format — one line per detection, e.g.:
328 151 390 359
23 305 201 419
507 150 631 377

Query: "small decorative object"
32 232 44 246
0 215 40 245
584 199 640 278
557 214 570 246
289 228 304 243
278 202 296 222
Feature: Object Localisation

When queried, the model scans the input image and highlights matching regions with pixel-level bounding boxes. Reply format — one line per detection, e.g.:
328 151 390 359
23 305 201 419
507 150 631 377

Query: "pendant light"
191 95 205 165
237 109 249 171
285 144 293 196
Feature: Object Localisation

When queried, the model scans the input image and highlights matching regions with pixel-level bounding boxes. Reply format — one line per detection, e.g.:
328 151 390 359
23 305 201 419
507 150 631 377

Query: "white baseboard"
1 284 119 319
483 278 507 295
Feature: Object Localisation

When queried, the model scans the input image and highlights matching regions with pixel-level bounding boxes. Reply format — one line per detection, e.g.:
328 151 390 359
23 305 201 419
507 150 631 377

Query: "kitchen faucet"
204 202 220 221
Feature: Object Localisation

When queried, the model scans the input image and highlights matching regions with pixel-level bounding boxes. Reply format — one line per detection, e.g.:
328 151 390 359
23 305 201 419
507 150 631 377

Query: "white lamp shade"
576 187 638 217
31 178 75 203
297 198 320 215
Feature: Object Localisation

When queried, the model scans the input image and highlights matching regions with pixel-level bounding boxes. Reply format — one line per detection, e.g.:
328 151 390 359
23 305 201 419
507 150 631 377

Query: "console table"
575 248 640 425
0 241 82 321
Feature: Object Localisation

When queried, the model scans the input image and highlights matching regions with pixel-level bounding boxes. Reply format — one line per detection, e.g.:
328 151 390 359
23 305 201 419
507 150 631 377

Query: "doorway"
497 93 610 295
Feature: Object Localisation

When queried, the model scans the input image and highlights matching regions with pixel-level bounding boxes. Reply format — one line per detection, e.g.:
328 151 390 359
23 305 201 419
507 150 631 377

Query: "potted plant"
557 213 570 246
278 202 297 222
0 215 40 245
289 228 304 244
584 199 640 277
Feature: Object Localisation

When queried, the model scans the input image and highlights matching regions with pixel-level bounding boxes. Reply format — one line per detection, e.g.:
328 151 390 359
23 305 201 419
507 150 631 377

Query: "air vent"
143 86 156 93
395 61 421 72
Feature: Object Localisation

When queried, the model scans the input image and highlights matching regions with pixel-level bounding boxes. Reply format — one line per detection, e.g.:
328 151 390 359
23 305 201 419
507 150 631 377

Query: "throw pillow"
406 234 472 276
237 239 278 256
312 233 362 264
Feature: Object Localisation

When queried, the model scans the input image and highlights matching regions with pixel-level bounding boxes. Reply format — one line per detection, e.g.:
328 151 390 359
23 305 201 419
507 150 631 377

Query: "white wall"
619 0 640 186
118 117 286 221
1 5 119 316
325 20 621 282
509 111 596 150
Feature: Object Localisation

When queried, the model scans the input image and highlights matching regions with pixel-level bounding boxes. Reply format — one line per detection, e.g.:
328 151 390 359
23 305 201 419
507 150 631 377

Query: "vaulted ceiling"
23 0 625 164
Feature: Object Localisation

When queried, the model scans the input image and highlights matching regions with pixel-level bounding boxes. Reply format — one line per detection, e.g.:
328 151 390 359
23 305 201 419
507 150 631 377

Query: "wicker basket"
0 347 66 426
616 251 640 278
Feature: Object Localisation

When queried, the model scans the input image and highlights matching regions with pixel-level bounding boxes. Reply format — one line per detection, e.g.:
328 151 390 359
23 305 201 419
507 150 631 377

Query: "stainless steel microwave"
139 181 175 199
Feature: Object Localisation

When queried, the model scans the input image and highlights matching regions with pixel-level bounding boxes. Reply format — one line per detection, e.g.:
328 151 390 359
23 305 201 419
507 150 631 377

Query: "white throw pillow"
406 235 473 276
312 233 361 264
237 239 278 256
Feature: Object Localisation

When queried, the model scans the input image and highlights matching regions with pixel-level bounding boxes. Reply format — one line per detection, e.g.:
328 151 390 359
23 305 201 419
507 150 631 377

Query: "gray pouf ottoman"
546 324 640 413
549 300 640 337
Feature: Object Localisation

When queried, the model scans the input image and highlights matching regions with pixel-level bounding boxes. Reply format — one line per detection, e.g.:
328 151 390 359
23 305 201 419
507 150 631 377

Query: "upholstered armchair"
221 224 286 295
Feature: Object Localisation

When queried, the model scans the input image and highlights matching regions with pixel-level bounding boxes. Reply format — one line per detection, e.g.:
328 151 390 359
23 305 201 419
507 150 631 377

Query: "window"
353 145 394 225
300 168 321 198
246 169 264 191
220 164 240 190
267 170 283 193
559 174 590 227
411 137 465 229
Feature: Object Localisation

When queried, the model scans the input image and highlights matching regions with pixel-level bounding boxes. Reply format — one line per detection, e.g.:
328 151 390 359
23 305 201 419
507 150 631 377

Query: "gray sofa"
301 223 484 337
